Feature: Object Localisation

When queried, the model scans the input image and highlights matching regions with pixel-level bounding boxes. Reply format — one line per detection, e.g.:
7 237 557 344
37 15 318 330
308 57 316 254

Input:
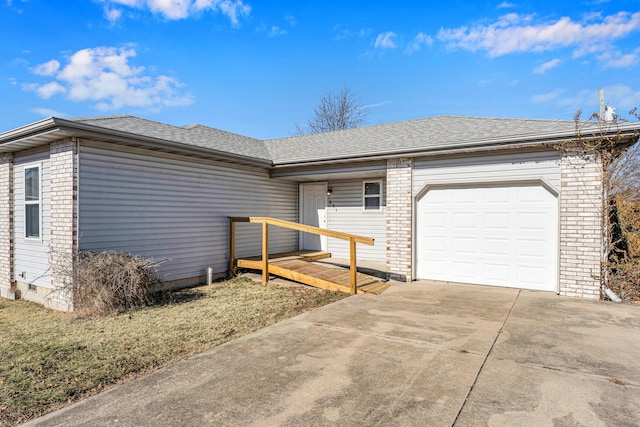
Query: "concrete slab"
455 358 640 426
23 281 640 427
491 290 640 383
456 289 640 426
301 281 519 355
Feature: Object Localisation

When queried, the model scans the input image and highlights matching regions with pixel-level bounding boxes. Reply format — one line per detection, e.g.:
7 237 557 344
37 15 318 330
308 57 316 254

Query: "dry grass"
0 277 347 426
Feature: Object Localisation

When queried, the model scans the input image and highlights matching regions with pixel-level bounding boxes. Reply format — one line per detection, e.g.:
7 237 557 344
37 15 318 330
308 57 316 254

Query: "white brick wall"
559 150 603 299
386 158 413 281
0 153 16 299
48 140 78 310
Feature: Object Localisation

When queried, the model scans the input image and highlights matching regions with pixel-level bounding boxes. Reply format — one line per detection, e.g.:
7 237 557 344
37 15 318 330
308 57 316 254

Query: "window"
363 180 382 211
24 166 41 239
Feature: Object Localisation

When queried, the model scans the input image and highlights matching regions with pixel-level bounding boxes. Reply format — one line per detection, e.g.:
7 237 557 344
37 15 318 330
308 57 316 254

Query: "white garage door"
416 184 557 291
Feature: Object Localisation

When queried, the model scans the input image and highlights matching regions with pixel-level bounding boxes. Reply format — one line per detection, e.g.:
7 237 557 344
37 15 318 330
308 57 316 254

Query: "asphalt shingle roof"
264 116 577 165
0 113 616 166
69 115 580 166
70 115 271 161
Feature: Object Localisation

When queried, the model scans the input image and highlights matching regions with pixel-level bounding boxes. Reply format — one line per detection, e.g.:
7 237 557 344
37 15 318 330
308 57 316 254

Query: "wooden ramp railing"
229 217 374 294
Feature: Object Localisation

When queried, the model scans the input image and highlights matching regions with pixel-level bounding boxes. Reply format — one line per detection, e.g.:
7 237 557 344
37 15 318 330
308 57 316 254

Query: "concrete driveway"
26 281 640 426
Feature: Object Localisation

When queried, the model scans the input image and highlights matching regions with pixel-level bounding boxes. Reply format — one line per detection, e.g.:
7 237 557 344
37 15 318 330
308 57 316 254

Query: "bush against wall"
608 196 640 301
572 108 640 301
72 251 164 316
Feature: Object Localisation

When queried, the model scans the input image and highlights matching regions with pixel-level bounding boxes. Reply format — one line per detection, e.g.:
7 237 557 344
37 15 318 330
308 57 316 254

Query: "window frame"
24 163 42 240
362 180 383 212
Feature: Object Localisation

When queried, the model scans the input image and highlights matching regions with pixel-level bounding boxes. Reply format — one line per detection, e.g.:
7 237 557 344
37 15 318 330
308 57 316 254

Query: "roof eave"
0 117 273 167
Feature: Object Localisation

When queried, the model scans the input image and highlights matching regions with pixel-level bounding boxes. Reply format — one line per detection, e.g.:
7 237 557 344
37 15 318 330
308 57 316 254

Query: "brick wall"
386 158 413 281
559 150 603 299
0 153 15 299
48 140 78 311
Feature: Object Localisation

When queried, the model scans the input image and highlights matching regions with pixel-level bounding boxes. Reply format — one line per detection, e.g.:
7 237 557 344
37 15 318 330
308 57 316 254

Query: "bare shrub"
608 259 640 301
605 195 640 302
571 108 640 301
72 251 164 316
616 195 640 258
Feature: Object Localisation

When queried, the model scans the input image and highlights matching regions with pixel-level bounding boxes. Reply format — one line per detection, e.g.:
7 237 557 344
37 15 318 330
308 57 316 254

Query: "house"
0 115 638 310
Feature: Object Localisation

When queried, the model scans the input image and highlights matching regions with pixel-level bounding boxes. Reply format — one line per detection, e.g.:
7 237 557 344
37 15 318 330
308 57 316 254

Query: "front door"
300 183 327 251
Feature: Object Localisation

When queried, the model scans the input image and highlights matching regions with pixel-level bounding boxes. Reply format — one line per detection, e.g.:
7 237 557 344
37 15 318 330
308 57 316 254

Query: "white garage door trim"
414 180 558 292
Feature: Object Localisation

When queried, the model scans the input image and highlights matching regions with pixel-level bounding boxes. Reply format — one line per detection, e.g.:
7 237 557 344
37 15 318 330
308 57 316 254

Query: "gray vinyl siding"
78 145 298 282
325 179 386 261
413 151 561 195
14 150 51 288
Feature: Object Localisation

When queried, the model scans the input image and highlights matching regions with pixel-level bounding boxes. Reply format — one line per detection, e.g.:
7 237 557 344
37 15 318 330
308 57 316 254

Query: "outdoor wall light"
327 188 333 196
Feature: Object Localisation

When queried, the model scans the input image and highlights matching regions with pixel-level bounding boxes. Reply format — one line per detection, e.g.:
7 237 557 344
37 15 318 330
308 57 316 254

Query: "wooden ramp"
236 251 390 295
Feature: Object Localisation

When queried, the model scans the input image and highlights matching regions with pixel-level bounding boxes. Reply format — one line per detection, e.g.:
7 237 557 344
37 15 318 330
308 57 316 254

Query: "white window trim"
24 162 43 241
362 179 383 212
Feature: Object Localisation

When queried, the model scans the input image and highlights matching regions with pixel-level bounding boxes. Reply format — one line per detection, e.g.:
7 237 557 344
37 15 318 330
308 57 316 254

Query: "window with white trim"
24 165 41 239
363 180 382 211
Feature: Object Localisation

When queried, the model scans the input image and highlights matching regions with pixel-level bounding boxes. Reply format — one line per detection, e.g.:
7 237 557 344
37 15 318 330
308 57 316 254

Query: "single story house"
0 114 638 310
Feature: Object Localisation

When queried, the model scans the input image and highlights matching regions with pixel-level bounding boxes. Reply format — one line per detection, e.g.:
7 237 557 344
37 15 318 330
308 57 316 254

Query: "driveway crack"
451 289 521 426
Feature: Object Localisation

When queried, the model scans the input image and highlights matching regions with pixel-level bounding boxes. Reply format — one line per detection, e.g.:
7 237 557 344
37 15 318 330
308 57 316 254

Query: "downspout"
75 138 80 251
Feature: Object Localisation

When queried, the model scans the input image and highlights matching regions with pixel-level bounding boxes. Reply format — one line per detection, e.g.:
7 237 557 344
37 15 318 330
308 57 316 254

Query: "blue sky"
2 0 639 139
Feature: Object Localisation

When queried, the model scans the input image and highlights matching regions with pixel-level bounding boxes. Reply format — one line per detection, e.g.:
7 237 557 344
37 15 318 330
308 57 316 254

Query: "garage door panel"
416 184 557 291
453 189 478 203
485 190 510 203
425 260 447 275
453 261 476 278
485 213 509 230
518 212 549 230
424 212 446 230
518 266 549 285
426 237 447 252
453 237 476 254
518 186 551 203
453 213 476 229
519 239 546 258
484 238 510 256
484 263 509 281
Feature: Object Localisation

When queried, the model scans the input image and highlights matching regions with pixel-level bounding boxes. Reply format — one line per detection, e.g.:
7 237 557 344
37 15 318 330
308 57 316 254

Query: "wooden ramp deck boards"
236 251 389 295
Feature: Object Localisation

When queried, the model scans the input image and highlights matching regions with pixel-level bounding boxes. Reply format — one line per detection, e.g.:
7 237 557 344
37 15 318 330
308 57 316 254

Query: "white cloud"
597 49 640 68
333 25 371 40
32 107 66 118
285 14 296 26
30 59 60 76
6 0 25 13
359 100 391 110
497 1 515 8
596 85 640 112
532 89 563 103
437 12 640 59
23 46 193 111
36 81 67 99
374 31 397 49
537 85 640 115
99 0 250 25
104 6 122 24
533 58 561 74
268 26 286 37
405 32 433 54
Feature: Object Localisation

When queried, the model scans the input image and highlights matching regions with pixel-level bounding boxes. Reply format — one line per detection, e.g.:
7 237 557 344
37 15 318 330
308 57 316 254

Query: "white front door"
416 184 558 291
300 183 327 251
